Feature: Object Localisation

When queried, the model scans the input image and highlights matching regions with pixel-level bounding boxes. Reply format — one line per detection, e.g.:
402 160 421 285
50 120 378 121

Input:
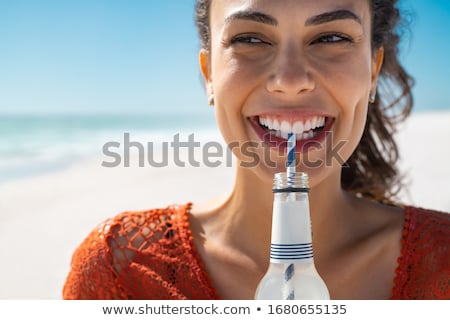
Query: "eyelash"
312 33 353 44
229 33 353 46
230 35 270 45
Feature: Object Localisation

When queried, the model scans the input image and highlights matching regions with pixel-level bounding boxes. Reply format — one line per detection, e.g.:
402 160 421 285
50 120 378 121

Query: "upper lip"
249 106 334 119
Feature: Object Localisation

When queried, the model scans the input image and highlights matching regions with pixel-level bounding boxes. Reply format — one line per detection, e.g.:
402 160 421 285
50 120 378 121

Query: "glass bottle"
255 172 330 300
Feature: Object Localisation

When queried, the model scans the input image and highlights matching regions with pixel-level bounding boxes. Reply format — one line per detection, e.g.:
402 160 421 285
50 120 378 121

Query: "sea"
0 107 448 186
0 112 221 185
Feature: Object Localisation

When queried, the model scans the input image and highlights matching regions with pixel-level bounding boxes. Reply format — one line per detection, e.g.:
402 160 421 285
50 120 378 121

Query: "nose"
266 45 315 96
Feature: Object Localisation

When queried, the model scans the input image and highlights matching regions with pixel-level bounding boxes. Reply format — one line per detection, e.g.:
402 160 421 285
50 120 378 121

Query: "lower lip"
249 117 334 153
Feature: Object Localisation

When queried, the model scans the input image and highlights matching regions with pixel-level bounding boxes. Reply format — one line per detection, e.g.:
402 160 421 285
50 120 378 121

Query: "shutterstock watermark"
101 132 348 169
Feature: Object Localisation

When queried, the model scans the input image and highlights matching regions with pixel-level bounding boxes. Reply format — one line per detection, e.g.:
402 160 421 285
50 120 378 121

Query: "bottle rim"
273 172 310 192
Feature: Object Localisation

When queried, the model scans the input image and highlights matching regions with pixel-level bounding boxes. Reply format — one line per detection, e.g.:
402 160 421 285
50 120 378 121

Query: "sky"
0 0 449 116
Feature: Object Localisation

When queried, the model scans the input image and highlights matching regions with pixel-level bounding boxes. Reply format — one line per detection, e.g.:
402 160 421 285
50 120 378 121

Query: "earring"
369 91 376 104
208 94 215 106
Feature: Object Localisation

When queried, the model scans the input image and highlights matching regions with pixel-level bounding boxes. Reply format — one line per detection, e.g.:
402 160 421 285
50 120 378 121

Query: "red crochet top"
62 204 449 299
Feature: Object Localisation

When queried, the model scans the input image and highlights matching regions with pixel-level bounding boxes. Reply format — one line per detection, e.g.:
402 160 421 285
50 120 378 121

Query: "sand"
0 110 449 299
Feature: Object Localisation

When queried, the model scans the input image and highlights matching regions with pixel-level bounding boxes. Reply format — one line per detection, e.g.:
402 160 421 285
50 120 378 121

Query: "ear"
371 47 384 92
199 49 213 97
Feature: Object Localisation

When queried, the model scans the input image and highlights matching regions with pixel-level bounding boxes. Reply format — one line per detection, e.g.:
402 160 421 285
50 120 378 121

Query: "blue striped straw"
284 263 295 299
285 132 296 300
287 133 296 178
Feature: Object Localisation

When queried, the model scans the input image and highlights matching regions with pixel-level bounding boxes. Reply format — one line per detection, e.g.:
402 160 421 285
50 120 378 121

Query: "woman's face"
200 0 383 186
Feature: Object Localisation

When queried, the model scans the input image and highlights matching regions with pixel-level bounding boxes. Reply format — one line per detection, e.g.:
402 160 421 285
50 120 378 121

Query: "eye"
230 35 271 46
312 33 353 44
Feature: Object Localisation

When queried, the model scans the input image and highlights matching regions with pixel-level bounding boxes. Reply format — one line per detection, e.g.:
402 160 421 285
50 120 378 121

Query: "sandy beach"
0 110 449 299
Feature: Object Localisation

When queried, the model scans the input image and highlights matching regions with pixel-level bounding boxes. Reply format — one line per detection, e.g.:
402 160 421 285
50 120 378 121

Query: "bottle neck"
270 189 314 263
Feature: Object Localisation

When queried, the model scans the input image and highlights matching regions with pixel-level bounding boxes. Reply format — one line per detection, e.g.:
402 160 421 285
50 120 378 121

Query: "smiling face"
200 0 383 186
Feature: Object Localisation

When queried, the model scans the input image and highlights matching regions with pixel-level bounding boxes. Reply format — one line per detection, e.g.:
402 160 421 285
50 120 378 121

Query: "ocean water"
1 108 447 185
0 112 220 184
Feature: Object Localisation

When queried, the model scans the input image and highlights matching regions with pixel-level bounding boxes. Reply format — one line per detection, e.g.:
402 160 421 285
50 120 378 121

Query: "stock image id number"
267 304 347 315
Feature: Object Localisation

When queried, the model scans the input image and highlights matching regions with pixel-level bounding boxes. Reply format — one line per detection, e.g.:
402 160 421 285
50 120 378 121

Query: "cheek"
313 56 371 161
315 53 371 128
213 56 264 99
315 55 372 107
210 58 249 145
211 54 264 128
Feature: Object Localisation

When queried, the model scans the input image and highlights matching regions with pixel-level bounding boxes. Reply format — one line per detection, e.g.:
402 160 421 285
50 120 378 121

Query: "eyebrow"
305 9 362 26
224 9 361 27
224 11 278 26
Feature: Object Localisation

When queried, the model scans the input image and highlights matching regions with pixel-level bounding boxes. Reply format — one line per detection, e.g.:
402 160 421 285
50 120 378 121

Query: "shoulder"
83 203 192 270
402 206 450 262
101 203 191 240
63 203 192 299
76 203 191 248
404 206 450 237
392 206 450 299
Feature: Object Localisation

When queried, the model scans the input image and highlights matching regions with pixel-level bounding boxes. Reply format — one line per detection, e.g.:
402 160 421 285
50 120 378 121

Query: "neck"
215 166 273 261
218 165 349 261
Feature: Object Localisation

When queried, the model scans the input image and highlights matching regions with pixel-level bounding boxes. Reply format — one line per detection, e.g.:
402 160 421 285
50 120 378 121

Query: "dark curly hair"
195 0 415 205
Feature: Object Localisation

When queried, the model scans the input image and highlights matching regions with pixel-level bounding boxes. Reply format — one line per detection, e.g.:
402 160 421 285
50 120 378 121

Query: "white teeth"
272 119 280 130
318 117 325 127
302 131 314 140
292 121 304 134
259 115 327 140
304 119 312 131
280 121 291 133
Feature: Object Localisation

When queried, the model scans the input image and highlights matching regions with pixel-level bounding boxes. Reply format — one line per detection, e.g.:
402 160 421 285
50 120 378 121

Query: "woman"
63 0 449 299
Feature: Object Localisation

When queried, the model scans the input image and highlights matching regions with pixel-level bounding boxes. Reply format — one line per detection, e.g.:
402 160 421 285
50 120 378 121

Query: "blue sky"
0 0 449 115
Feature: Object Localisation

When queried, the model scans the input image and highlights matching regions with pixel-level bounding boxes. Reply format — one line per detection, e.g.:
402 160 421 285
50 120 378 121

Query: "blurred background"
0 0 449 183
0 0 449 299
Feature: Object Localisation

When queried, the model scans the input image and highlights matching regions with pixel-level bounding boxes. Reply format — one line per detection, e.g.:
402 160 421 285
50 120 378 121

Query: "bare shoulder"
189 194 231 231
346 195 405 243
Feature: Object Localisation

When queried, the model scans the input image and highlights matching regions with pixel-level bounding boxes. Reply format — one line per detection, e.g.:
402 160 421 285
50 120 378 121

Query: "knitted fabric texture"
392 207 450 299
63 204 449 299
